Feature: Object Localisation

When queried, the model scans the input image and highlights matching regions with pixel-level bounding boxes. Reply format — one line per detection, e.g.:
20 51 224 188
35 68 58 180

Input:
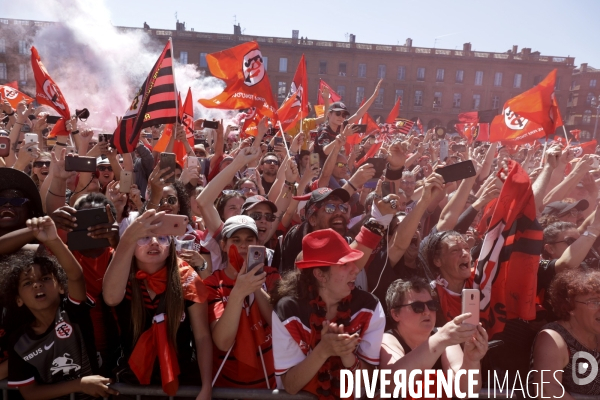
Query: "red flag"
277 55 308 131
154 92 192 167
112 40 177 154
0 85 33 109
489 107 546 144
416 118 423 133
199 41 277 118
570 129 581 142
458 111 479 124
386 97 401 124
5 81 18 89
571 140 597 157
505 69 563 136
394 118 415 134
355 140 383 168
31 46 70 120
317 79 341 105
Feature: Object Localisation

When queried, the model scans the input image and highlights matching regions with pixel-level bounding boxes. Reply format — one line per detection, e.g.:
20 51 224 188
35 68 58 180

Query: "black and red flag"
395 118 415 134
112 40 177 154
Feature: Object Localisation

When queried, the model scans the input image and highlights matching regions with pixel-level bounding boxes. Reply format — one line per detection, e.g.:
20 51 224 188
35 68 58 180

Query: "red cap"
295 229 363 269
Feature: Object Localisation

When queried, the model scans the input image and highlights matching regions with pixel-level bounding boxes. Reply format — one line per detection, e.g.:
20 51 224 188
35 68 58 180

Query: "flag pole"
277 120 290 157
561 125 569 144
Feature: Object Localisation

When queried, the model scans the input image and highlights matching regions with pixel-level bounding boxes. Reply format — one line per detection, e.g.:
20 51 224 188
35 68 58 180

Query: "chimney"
512 45 518 53
349 34 356 43
233 23 241 35
581 63 588 73
405 38 413 47
522 48 531 56
463 42 471 52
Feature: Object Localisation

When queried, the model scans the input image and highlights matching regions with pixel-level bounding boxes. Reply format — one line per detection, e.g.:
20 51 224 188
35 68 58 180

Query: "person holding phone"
103 210 212 400
204 215 276 389
271 229 386 398
380 277 487 398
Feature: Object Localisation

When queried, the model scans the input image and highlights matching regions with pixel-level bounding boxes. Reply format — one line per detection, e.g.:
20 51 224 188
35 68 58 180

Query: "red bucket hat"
295 229 363 269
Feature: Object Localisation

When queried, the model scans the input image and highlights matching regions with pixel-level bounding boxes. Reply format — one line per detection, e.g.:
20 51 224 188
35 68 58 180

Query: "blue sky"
6 0 600 68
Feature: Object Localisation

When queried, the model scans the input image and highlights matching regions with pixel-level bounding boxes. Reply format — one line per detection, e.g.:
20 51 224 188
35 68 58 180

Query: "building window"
378 65 386 79
492 95 501 109
397 66 406 81
555 77 561 90
18 40 28 55
279 58 288 73
337 85 346 101
263 56 268 71
0 39 5 53
494 72 503 87
583 110 592 124
417 67 425 81
514 73 522 88
587 93 594 105
453 93 461 108
475 71 483 86
455 70 464 83
358 63 366 78
436 69 444 82
319 61 327 75
433 92 442 108
19 64 27 83
414 90 423 106
472 94 481 110
395 89 403 104
0 63 6 80
356 86 365 106
533 75 542 85
278 82 287 101
338 63 346 76
179 51 188 64
199 53 207 68
591 79 597 88
375 88 384 107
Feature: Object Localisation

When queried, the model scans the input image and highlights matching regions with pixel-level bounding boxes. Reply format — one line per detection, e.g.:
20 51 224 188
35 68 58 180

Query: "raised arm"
532 145 560 213
348 79 382 123
543 155 592 206
555 203 600 274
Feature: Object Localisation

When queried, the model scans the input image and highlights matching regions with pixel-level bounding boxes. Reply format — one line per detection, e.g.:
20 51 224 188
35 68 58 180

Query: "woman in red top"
103 210 212 400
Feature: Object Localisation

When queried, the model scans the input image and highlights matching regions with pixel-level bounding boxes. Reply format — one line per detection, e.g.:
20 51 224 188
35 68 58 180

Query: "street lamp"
592 96 600 141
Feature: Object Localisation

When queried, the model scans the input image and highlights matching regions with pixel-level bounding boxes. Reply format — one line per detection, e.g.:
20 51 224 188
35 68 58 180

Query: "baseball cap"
221 215 259 238
293 187 350 212
295 229 363 269
241 195 277 214
97 157 110 166
329 102 348 113
542 200 589 217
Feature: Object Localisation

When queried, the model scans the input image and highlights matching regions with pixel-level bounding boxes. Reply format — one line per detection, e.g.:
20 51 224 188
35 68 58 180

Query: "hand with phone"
348 163 376 189
147 162 175 207
230 261 267 300
419 173 445 205
16 141 40 166
86 204 119 248
119 209 166 247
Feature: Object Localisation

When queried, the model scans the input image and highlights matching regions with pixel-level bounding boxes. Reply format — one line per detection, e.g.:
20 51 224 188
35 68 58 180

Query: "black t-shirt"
8 295 98 400
261 175 275 195
314 124 338 166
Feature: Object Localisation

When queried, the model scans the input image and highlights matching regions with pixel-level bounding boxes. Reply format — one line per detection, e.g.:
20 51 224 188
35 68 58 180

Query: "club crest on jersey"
55 321 73 339
503 107 529 131
243 50 265 87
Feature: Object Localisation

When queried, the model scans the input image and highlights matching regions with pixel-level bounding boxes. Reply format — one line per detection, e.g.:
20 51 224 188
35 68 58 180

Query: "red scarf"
228 245 245 272
135 267 167 294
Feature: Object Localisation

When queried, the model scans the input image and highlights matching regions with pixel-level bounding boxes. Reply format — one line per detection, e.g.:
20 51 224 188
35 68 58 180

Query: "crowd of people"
1 88 600 400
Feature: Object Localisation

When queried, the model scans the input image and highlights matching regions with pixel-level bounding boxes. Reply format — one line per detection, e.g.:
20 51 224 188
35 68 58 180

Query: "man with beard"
259 152 280 194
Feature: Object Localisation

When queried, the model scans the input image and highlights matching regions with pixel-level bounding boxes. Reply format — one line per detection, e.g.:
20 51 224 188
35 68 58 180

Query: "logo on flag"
503 107 529 130
243 49 265 86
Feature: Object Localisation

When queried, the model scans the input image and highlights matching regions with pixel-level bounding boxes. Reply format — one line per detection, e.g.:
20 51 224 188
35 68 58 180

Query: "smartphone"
364 157 387 178
439 139 449 160
435 160 477 183
452 144 467 153
274 137 284 146
247 245 266 275
119 171 133 193
243 167 256 178
24 133 38 145
0 136 9 157
592 157 599 169
310 153 320 166
159 153 176 184
202 120 219 129
354 124 367 134
199 157 209 176
152 214 188 236
67 208 110 251
46 115 61 124
382 181 392 197
101 134 113 144
187 156 199 169
487 340 504 350
461 289 480 326
65 156 97 172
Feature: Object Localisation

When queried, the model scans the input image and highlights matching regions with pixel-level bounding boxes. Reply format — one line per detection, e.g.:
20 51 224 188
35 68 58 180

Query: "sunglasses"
332 111 350 118
263 159 279 166
321 203 350 214
549 236 577 246
158 196 178 207
335 162 347 168
401 180 416 186
239 187 256 194
222 190 245 196
137 236 171 246
0 198 30 207
249 212 276 222
395 300 439 313
97 165 113 172
33 161 51 168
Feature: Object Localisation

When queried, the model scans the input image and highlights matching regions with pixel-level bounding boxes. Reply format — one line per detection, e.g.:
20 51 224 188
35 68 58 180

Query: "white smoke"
24 0 233 131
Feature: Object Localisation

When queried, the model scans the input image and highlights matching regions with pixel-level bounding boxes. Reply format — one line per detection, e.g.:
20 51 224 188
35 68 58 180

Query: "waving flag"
31 46 71 120
0 84 33 109
386 97 401 124
505 69 563 136
489 107 545 144
112 40 177 154
153 90 194 167
395 118 415 134
199 41 277 118
571 139 597 157
277 55 308 131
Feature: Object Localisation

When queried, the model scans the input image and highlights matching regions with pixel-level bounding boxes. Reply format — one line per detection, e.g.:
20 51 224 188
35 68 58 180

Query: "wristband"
385 164 405 180
6 111 14 116
71 130 79 135
346 180 357 191
147 201 160 208
55 142 67 146
14 121 25 126
356 224 384 249
584 230 599 239
48 189 65 197
284 180 295 187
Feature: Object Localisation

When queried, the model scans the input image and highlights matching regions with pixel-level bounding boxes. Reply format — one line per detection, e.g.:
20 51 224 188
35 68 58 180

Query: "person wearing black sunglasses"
381 277 487 397
30 153 52 189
